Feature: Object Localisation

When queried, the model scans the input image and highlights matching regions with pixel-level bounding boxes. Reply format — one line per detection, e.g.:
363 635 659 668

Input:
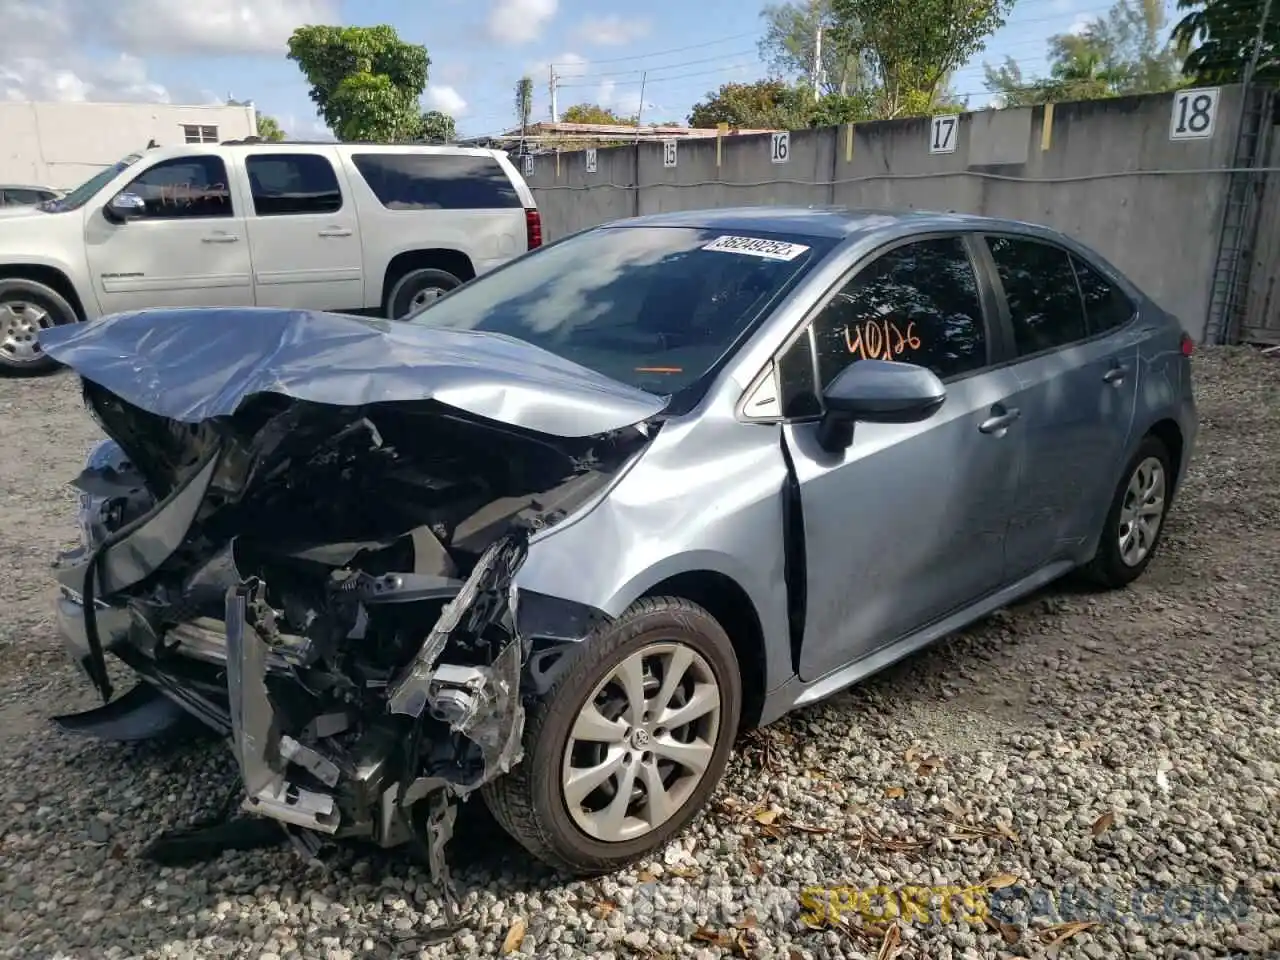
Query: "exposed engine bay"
53 378 651 915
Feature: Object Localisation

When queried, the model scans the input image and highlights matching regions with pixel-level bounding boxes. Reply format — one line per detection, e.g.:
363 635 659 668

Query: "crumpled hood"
39 307 666 438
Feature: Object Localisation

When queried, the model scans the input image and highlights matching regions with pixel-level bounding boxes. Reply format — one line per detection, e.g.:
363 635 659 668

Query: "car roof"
138 142 507 162
607 206 1059 242
0 184 57 191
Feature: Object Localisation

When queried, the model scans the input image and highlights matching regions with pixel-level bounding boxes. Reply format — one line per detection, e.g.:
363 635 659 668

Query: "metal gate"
1242 107 1280 344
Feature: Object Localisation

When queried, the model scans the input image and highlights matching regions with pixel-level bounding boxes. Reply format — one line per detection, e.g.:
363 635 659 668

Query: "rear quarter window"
351 153 522 210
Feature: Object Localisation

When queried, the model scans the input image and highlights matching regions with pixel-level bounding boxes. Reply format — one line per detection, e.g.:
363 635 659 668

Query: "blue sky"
1 0 1176 140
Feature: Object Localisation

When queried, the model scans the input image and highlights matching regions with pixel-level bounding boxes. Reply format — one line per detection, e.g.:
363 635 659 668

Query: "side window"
123 157 232 219
6 189 43 205
350 153 522 210
987 236 1087 355
807 236 989 391
246 154 343 216
1071 255 1135 334
777 330 822 419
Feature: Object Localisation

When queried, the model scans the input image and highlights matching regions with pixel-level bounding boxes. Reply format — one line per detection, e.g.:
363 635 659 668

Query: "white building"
0 101 260 190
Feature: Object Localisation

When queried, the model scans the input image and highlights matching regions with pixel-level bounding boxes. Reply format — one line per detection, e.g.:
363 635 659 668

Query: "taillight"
525 208 542 250
1180 332 1195 357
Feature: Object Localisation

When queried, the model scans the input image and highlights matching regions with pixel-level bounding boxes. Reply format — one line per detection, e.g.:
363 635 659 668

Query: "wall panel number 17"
929 115 958 154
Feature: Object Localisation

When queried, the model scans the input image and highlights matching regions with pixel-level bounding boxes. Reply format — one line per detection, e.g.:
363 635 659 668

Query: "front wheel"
482 597 741 875
0 278 78 376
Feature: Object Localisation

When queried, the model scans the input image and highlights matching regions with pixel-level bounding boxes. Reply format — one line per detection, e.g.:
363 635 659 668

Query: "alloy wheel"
0 300 51 364
1118 455 1166 567
561 641 722 843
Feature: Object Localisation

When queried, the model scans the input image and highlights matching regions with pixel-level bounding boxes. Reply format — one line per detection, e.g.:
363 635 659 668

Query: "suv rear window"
351 153 521 210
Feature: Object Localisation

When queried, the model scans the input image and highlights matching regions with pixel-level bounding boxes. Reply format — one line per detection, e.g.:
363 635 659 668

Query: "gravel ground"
0 348 1277 960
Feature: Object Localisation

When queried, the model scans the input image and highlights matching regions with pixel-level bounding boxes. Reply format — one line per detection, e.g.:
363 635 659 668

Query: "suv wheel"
0 278 77 376
482 597 742 875
1083 434 1173 588
386 268 463 320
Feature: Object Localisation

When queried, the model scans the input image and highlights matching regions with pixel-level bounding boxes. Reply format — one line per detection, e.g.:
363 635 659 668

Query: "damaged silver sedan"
41 208 1196 892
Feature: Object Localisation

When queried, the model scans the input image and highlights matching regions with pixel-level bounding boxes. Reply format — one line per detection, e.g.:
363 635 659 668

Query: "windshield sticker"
702 235 811 261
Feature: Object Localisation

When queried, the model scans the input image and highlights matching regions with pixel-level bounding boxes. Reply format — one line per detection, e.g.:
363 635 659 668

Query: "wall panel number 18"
1170 88 1219 140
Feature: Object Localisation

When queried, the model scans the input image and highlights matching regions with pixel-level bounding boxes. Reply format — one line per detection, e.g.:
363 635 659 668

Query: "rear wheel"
1082 435 1173 588
385 268 463 320
482 597 741 875
0 278 77 375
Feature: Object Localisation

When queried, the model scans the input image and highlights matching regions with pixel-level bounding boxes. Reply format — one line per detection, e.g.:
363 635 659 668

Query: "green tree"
515 76 534 134
561 103 637 124
419 110 456 141
1173 0 1278 84
255 113 287 141
831 0 1014 117
687 79 811 128
758 0 874 97
985 0 1185 105
287 25 429 142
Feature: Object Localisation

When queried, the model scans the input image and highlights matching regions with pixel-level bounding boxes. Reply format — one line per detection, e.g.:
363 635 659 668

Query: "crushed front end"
50 379 642 884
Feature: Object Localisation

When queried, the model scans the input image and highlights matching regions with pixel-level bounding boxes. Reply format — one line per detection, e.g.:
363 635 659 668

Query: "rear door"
978 234 1141 578
778 234 1027 683
238 148 364 311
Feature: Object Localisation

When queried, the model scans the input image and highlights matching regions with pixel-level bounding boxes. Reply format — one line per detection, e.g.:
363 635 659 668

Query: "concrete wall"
0 101 259 190
525 87 1250 342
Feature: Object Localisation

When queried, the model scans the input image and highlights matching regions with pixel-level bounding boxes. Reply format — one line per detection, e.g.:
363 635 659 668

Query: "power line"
557 62 757 90
551 31 762 67
573 48 761 79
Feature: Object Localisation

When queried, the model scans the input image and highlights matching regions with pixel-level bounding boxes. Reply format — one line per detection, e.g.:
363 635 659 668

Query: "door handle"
318 227 352 238
1103 364 1129 384
978 407 1021 434
201 233 239 243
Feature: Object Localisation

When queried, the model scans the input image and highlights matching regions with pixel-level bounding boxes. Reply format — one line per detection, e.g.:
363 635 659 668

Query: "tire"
482 597 742 876
1082 434 1173 589
0 278 78 376
385 268 463 320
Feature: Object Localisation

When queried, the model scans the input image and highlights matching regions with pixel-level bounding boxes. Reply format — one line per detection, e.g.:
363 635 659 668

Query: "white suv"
0 142 541 375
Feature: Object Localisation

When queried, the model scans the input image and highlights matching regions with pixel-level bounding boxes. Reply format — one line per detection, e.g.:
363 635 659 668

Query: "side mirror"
816 359 946 452
105 192 146 223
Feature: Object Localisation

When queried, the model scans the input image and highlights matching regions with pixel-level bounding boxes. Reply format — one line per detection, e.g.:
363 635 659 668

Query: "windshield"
408 224 832 396
40 154 142 213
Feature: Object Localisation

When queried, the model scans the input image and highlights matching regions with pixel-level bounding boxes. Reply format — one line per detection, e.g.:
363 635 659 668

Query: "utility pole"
812 24 823 99
549 65 559 122
634 72 647 141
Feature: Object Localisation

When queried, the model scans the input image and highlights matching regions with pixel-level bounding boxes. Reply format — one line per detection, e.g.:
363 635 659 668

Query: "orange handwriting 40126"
843 318 921 360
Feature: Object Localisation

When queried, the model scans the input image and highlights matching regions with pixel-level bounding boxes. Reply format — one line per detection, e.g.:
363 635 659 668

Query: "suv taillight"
525 208 542 250
1180 332 1195 357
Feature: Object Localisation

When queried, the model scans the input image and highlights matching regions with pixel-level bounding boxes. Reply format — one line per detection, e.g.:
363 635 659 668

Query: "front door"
979 234 1141 577
85 154 253 314
234 149 364 312
779 235 1024 684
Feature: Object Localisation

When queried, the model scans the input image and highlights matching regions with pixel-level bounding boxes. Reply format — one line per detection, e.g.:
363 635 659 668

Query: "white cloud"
1066 15 1092 34
571 15 651 46
425 85 468 116
0 53 169 103
0 0 336 104
487 0 558 45
595 79 647 118
0 0 338 57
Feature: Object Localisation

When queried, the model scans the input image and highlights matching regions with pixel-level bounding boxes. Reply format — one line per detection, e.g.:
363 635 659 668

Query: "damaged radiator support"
217 530 533 929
